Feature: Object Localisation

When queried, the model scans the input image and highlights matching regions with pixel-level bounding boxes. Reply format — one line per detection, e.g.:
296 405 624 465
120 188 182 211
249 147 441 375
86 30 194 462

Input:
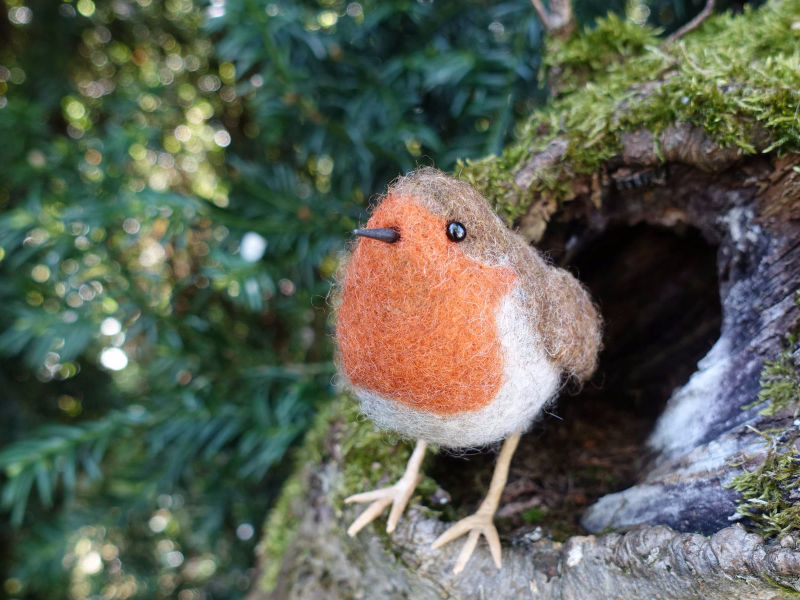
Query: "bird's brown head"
351 169 517 264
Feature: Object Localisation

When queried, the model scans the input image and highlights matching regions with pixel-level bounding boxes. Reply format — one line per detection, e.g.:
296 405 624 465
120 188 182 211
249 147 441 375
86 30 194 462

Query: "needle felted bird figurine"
334 168 601 574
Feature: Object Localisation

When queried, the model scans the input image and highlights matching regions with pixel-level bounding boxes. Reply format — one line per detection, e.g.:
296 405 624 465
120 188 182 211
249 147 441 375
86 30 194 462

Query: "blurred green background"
0 0 748 597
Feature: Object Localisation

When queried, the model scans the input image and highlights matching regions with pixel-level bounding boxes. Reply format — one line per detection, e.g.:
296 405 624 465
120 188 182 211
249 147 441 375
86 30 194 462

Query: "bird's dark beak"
352 227 400 243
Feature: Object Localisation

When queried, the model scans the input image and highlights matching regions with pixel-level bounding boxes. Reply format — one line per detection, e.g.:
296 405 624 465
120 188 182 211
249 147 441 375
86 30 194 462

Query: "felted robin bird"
335 168 601 574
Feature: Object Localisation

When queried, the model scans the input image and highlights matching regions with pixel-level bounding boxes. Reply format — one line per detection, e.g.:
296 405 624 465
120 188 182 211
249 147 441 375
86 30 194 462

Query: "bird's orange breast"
337 194 516 415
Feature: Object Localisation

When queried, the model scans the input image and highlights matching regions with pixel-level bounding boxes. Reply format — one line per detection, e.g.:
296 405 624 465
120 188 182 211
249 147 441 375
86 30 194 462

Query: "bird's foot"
344 473 422 536
345 439 427 536
431 509 502 574
429 433 521 575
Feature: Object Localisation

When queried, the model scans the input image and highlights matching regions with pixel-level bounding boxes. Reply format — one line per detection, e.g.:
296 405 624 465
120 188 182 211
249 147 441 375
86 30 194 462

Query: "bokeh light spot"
219 62 235 82
9 67 25 84
65 99 86 120
346 2 363 18
123 218 141 235
317 10 337 28
240 232 267 262
148 513 168 533
235 523 254 540
101 317 122 336
78 551 102 575
27 149 46 167
66 292 83 308
278 279 295 296
174 124 191 142
85 149 102 165
58 395 83 417
31 264 51 282
3 578 22 595
100 347 128 371
213 129 231 147
76 0 96 17
9 6 33 25
165 550 184 568
139 94 159 112
128 143 147 161
316 155 334 176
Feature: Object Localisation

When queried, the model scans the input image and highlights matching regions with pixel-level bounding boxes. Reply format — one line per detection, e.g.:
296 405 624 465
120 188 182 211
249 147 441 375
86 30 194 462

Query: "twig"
530 0 574 37
530 0 551 30
666 0 715 43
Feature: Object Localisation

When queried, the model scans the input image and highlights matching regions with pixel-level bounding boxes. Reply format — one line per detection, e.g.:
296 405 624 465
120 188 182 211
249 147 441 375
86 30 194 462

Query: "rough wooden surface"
574 154 800 534
259 439 800 600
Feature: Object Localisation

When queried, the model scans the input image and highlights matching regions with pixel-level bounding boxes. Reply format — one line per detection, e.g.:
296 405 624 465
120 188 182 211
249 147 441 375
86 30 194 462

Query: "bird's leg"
345 439 427 536
431 433 521 574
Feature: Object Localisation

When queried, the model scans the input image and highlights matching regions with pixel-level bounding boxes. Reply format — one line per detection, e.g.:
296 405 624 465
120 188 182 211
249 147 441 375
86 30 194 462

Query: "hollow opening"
424 223 722 540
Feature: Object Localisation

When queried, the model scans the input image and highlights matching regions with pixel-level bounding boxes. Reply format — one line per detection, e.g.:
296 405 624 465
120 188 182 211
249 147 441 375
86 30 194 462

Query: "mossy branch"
458 1 800 231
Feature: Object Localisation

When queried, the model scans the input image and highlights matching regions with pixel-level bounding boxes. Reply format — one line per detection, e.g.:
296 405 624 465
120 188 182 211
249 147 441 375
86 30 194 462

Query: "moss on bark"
458 0 800 226
728 291 800 541
253 397 437 595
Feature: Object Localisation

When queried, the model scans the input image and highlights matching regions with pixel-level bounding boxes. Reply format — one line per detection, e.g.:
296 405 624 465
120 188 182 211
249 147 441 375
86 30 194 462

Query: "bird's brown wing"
514 243 602 382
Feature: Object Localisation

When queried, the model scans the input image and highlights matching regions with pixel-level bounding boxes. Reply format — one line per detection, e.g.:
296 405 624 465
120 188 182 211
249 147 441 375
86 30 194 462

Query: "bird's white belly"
351 286 561 448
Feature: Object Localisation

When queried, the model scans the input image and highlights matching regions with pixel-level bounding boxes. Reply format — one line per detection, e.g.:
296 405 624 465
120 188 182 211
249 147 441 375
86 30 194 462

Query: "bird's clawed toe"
431 511 502 574
345 472 423 536
345 439 428 537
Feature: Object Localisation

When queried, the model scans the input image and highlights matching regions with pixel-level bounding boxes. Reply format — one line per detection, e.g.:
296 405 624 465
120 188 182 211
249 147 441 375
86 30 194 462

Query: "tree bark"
256 414 800 600
576 150 800 534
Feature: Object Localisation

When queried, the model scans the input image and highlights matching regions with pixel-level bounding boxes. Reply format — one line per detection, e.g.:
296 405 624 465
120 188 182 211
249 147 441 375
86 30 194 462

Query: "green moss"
256 398 339 593
458 0 800 226
762 574 800 598
541 13 661 95
255 396 439 593
728 426 800 540
744 343 800 418
728 291 800 540
522 506 544 524
335 401 415 499
333 401 443 555
258 471 304 592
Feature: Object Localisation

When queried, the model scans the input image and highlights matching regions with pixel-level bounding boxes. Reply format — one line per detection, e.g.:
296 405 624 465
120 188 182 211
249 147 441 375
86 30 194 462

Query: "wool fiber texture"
350 290 562 448
334 168 601 448
338 196 515 415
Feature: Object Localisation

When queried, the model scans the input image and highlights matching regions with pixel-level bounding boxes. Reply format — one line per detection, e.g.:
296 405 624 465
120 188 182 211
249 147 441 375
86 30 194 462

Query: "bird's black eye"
446 221 467 242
